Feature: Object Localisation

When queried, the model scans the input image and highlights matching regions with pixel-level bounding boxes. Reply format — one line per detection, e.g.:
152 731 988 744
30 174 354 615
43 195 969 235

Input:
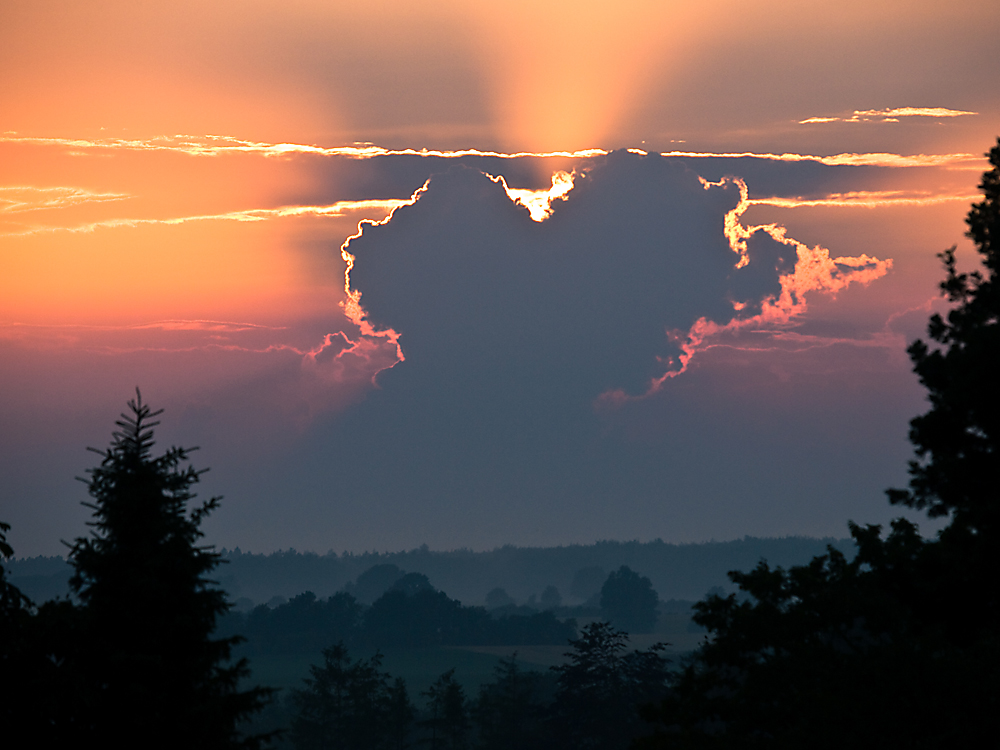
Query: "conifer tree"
419 669 469 750
68 391 271 748
291 642 401 750
473 654 543 750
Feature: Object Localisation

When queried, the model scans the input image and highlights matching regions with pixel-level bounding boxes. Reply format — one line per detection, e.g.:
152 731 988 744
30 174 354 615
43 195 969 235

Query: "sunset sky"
2 0 998 556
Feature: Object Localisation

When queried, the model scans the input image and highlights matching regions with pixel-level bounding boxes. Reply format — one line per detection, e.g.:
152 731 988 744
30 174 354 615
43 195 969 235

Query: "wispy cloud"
798 106 978 124
747 190 980 209
0 133 607 160
7 133 982 171
0 199 409 237
659 149 981 169
1 319 285 333
0 186 130 213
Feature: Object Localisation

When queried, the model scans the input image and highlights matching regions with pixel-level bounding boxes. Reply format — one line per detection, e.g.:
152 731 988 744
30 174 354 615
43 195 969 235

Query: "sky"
2 0 998 557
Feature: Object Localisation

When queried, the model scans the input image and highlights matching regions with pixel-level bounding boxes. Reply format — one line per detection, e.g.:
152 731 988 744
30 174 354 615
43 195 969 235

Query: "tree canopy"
640 137 1000 749
600 565 659 633
291 642 412 750
550 621 671 750
68 391 272 748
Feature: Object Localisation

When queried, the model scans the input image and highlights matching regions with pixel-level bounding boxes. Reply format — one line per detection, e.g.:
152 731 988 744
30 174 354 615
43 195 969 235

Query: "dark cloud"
0 150 929 555
354 152 794 398
263 151 894 548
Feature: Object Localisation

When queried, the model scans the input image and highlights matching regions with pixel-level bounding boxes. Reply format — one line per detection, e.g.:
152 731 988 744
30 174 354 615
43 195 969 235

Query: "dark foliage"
484 586 514 609
220 591 363 657
387 676 417 750
349 563 406 603
291 643 413 750
640 138 1000 749
365 588 475 647
362 586 578 648
884 138 1000 645
0 522 43 728
391 572 435 596
210 537 852 608
549 621 671 750
886 138 1000 533
600 565 659 633
0 532 81 739
473 654 545 750
282 623 681 750
67 392 272 748
419 669 470 750
225 583 577 655
1 523 33 615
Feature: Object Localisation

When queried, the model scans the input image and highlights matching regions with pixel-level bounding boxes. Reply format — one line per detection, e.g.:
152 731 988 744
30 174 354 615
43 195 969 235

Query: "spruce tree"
291 643 400 750
68 391 271 748
419 669 469 750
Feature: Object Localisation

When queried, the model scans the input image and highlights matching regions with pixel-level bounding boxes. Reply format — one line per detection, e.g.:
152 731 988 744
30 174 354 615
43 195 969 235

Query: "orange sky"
3 0 996 330
1 0 998 554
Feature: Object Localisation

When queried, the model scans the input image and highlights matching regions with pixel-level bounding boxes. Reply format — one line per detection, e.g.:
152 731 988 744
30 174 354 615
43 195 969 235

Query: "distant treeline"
217 584 577 656
255 622 672 750
7 535 855 607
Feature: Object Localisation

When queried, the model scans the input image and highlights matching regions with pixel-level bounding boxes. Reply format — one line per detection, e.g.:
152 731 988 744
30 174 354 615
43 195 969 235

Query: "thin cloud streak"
3 133 983 170
0 186 130 213
799 107 979 124
0 319 287 334
0 320 369 372
0 134 607 160
0 199 409 237
748 190 980 209
660 150 983 169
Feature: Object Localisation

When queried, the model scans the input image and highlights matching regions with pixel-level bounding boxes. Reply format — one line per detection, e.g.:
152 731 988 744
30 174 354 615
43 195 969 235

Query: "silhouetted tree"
0 522 39 726
887 139 1000 532
68 392 271 748
350 564 405 603
0 522 84 738
387 676 417 750
641 520 960 749
549 621 671 750
420 669 469 750
0 523 29 615
223 590 363 657
640 138 1000 749
364 587 474 647
600 566 659 633
0 523 32 672
391 572 435 597
473 653 544 750
484 586 514 609
291 642 402 750
884 137 1000 644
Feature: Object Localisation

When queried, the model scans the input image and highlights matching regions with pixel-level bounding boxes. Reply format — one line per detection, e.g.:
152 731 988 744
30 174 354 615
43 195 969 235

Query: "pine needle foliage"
68 390 272 748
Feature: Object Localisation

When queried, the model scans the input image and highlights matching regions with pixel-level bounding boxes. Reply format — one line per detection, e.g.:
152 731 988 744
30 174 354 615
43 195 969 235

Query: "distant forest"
8 535 853 607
